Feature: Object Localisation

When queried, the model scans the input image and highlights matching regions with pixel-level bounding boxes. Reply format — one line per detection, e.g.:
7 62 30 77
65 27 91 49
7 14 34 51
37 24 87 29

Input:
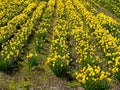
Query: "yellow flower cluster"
96 13 120 37
0 2 37 44
35 0 55 35
0 2 46 67
46 0 70 72
78 0 98 14
46 51 69 66
76 64 112 84
26 53 37 58
65 0 96 67
79 0 120 38
0 0 29 27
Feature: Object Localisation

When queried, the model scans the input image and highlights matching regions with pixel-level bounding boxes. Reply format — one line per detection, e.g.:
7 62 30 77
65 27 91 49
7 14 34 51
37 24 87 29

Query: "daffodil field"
0 0 120 89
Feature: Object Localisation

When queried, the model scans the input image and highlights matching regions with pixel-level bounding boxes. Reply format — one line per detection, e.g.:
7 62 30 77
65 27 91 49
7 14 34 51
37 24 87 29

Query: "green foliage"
27 56 39 69
9 79 31 90
35 33 46 53
82 79 110 90
115 66 120 82
49 59 69 77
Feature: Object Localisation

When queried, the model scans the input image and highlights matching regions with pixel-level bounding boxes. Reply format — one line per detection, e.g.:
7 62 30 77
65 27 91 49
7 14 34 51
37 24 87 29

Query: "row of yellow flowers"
78 0 98 14
35 0 56 53
35 0 56 35
0 1 47 70
0 2 37 44
96 13 120 38
46 0 71 77
78 0 120 62
79 0 120 38
0 0 31 27
81 0 120 57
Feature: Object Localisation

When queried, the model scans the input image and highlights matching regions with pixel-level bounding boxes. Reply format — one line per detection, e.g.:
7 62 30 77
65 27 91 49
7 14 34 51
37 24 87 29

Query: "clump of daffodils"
76 64 111 90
